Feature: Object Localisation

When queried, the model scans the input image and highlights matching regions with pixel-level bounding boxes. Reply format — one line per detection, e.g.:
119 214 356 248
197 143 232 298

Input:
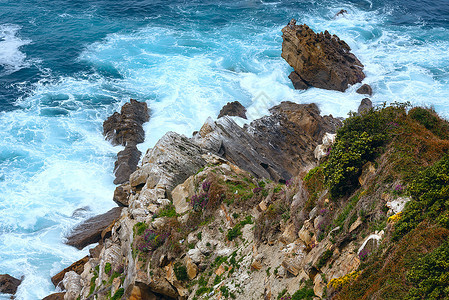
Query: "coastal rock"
51 256 89 287
356 84 373 96
65 207 122 249
113 145 142 185
135 132 206 194
358 98 373 115
217 101 247 119
103 99 149 146
62 271 82 300
194 102 341 182
42 293 65 300
0 274 21 294
113 183 131 207
288 71 309 90
281 19 365 91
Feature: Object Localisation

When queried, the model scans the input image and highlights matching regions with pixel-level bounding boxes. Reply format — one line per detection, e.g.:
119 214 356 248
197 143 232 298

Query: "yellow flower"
388 212 402 223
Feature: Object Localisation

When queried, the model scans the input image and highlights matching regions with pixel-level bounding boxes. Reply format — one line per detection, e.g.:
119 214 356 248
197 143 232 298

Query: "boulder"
42 293 65 300
113 145 142 185
358 98 373 115
356 84 373 96
282 19 365 91
103 99 149 146
217 101 247 119
51 256 89 287
65 207 123 249
0 274 21 294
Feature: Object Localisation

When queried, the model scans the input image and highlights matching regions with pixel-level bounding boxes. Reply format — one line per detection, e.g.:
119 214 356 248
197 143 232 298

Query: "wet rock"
358 98 373 115
0 274 21 294
42 293 65 300
103 99 149 146
282 19 365 91
217 101 247 119
65 207 122 249
114 145 142 185
288 71 309 90
51 256 89 287
356 84 373 96
335 9 348 18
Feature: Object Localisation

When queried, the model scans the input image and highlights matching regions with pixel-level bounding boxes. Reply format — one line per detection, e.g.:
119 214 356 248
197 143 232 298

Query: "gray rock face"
130 131 207 195
217 101 247 119
0 274 21 294
65 207 122 249
194 102 341 182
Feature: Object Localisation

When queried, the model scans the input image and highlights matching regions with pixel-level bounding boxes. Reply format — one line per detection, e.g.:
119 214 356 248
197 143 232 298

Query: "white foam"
0 24 32 76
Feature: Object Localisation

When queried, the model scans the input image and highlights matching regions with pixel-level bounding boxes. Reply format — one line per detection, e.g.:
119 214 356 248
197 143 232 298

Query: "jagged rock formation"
281 19 365 91
103 99 150 185
194 102 341 182
217 101 247 119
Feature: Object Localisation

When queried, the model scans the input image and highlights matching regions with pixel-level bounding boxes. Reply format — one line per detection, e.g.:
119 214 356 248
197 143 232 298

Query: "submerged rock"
65 207 122 249
281 19 365 91
0 274 21 294
217 101 247 119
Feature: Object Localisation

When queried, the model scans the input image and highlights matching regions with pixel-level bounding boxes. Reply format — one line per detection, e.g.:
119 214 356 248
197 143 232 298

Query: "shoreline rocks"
217 101 247 119
103 99 150 185
0 274 22 295
281 19 365 92
65 207 122 250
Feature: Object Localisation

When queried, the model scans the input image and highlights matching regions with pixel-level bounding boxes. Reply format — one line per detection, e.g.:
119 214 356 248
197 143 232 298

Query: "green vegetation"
393 154 449 240
111 288 124 300
227 216 253 241
104 262 112 275
174 262 188 281
157 204 178 218
317 249 333 269
134 222 148 236
292 281 315 300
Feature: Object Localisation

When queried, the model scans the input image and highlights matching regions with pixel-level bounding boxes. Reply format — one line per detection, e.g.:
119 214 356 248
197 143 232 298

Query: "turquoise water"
0 0 448 298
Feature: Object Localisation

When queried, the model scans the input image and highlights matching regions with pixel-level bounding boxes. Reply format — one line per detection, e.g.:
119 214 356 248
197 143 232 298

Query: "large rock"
65 207 122 249
103 99 149 146
356 84 373 96
0 274 21 294
51 256 89 287
282 19 365 92
217 101 247 119
194 102 341 182
103 99 149 184
114 145 142 185
42 293 65 300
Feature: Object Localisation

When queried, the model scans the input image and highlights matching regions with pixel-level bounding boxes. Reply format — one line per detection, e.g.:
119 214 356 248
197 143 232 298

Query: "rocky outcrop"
356 84 373 96
281 19 365 91
65 207 122 249
51 256 89 288
217 101 247 119
194 101 341 182
0 274 21 294
103 99 149 146
103 99 150 185
358 98 373 115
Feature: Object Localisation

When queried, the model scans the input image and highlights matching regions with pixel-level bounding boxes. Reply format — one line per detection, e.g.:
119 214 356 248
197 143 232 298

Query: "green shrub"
317 249 333 269
134 222 148 236
111 288 124 300
393 154 449 240
104 262 112 275
227 216 253 241
409 107 449 139
174 262 188 281
291 282 315 300
406 240 449 299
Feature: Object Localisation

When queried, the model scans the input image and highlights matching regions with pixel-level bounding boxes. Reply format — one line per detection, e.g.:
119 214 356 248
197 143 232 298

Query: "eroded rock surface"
65 207 122 249
282 19 365 91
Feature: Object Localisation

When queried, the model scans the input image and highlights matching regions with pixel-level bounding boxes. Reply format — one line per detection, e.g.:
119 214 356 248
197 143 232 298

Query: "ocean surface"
0 0 448 298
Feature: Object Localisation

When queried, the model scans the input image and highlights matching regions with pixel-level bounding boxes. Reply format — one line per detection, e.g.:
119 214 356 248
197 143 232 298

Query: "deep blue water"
0 0 448 298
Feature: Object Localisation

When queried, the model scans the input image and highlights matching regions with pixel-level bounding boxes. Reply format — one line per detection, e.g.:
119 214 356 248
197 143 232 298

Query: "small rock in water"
0 274 22 294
